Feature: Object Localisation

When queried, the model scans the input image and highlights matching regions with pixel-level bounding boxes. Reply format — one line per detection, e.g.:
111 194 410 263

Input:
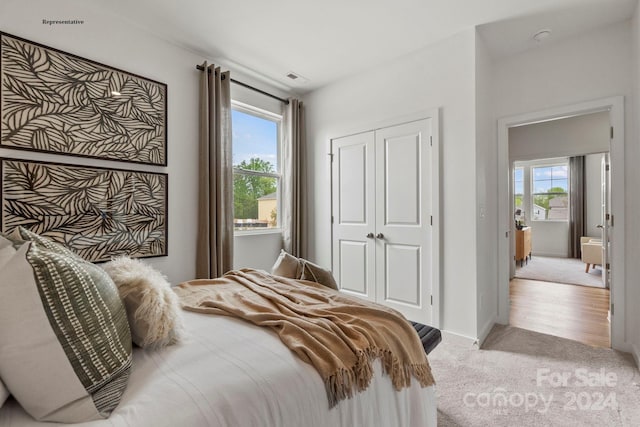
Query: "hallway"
509 278 610 347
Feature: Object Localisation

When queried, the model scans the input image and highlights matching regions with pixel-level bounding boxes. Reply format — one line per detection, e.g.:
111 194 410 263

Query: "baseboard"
441 329 478 347
531 251 567 258
477 316 497 347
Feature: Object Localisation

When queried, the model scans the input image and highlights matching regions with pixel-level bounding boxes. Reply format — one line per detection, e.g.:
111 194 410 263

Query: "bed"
0 310 437 426
0 230 437 426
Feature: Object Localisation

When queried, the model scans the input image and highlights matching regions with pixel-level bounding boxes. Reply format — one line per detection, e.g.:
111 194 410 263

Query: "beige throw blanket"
175 269 434 407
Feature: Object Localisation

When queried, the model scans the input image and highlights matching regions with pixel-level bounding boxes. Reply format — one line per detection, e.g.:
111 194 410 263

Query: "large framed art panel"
0 32 167 166
0 158 167 262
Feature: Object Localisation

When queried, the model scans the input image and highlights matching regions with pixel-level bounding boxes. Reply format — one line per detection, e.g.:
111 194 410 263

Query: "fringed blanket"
174 269 434 407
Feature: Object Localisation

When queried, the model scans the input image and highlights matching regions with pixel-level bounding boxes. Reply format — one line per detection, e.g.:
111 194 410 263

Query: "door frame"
497 96 627 351
329 108 441 328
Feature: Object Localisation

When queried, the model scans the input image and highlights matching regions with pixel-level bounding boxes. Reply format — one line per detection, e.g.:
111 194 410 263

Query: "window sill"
234 228 283 237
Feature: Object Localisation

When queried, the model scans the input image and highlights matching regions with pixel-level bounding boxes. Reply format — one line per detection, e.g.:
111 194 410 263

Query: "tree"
233 158 277 220
533 186 567 212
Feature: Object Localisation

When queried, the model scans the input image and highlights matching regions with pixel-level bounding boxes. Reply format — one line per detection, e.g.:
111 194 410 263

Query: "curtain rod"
196 64 290 105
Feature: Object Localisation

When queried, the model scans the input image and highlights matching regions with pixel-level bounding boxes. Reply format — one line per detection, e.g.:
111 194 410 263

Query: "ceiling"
98 0 637 94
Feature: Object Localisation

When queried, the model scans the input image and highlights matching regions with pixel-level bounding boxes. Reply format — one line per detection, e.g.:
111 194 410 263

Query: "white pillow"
0 228 132 422
0 235 16 270
0 237 14 409
271 250 338 290
271 249 300 278
102 256 185 349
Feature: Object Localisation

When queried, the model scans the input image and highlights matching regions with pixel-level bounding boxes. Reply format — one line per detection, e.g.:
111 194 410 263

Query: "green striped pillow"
0 228 132 422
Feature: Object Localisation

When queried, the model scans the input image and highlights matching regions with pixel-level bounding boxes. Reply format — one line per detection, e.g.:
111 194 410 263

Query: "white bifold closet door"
331 119 433 324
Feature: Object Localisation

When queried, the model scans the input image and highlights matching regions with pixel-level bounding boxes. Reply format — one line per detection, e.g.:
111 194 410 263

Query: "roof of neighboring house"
549 196 569 207
258 192 277 201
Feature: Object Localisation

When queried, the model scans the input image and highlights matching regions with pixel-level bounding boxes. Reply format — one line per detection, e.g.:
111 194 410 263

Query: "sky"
232 109 278 169
514 165 568 194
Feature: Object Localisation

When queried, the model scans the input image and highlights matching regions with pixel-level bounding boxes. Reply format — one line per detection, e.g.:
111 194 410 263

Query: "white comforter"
0 311 436 427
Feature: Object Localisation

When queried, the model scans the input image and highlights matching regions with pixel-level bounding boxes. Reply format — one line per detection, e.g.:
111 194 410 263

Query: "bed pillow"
0 233 18 268
271 250 338 290
299 259 339 290
271 249 300 278
0 228 132 423
102 256 185 349
0 237 15 409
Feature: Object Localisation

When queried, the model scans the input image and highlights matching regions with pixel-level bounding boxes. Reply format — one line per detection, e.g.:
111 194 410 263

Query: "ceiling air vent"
285 71 309 84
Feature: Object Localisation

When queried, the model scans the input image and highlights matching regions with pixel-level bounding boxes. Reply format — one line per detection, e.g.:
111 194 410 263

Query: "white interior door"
331 131 376 301
374 120 432 324
601 154 610 289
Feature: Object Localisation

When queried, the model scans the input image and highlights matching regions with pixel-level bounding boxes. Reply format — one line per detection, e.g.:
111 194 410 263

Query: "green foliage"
233 158 277 219
533 186 567 211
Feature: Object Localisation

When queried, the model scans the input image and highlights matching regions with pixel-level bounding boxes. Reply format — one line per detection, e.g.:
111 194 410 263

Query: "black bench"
409 321 442 355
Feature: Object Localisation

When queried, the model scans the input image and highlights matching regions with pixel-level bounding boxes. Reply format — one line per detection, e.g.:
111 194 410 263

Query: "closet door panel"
331 131 376 301
375 119 432 324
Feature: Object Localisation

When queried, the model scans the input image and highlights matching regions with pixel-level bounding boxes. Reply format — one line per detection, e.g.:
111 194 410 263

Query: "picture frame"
1 158 168 262
0 32 167 166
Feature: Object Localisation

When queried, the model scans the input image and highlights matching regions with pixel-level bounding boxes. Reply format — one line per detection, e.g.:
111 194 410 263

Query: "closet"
331 118 436 324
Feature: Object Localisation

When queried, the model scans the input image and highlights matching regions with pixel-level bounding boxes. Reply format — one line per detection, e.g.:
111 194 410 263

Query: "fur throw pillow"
102 256 184 349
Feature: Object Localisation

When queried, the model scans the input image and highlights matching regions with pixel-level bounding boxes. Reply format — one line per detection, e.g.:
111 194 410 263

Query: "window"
514 167 524 210
232 103 281 231
531 164 568 221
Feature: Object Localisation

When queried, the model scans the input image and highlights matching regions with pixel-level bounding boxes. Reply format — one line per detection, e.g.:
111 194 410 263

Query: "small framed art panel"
1 158 168 262
0 32 167 166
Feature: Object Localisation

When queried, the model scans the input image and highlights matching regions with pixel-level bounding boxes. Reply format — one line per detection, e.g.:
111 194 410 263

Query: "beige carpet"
429 325 640 426
515 255 604 288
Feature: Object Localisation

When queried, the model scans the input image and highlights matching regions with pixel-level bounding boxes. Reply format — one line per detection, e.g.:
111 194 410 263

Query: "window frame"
530 161 570 222
231 101 283 234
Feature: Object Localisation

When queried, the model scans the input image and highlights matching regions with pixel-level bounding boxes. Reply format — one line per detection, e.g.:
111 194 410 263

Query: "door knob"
376 233 384 239
597 224 604 229
366 232 374 239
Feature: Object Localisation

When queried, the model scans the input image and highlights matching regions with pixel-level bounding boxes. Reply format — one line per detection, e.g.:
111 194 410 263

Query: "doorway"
497 97 625 350
512 153 608 290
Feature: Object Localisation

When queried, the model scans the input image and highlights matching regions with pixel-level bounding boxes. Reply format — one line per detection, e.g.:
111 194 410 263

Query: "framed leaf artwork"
0 158 168 262
0 32 167 166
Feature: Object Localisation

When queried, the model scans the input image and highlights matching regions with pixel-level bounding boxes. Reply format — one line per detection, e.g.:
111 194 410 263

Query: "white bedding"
0 311 436 427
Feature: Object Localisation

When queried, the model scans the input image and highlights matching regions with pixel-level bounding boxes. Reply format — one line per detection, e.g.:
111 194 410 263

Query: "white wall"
304 30 478 338
494 20 636 351
0 0 288 284
509 111 610 161
234 232 282 272
630 4 640 364
475 31 498 342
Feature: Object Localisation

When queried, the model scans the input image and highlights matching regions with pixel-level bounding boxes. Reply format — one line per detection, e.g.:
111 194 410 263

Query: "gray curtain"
569 156 585 258
282 99 307 258
196 62 234 278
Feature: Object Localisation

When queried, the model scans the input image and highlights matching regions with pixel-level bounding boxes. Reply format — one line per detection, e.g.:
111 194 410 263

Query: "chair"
580 236 602 273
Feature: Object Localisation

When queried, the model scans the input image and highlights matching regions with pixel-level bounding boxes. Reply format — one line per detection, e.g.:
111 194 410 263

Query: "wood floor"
509 278 610 348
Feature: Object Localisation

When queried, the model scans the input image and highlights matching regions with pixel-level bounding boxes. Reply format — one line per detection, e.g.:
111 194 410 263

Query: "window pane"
533 179 552 194
232 109 278 171
533 167 552 180
552 165 568 178
233 174 278 230
232 105 281 231
514 181 524 194
531 163 569 221
514 168 523 181
551 178 568 192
